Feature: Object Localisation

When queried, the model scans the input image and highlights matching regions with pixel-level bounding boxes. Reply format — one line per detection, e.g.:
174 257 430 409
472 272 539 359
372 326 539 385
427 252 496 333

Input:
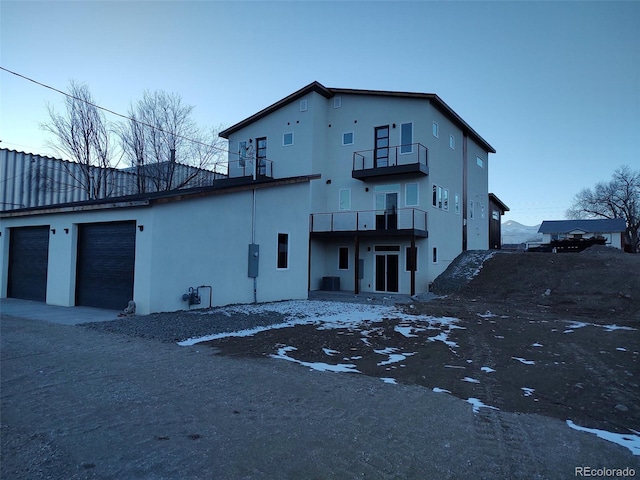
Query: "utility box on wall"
248 244 259 278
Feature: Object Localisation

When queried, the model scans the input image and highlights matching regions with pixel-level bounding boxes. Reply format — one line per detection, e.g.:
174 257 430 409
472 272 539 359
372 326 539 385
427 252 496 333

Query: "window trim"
454 193 461 215
299 99 308 112
342 131 354 146
338 246 349 270
449 134 455 150
432 122 439 138
276 232 289 270
333 96 342 108
443 188 449 211
400 122 413 154
432 246 438 264
283 132 294 147
476 156 484 168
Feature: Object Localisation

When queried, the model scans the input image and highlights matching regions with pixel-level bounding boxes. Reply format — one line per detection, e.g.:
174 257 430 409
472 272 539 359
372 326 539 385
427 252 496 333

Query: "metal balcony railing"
352 143 428 172
310 208 427 234
226 158 274 179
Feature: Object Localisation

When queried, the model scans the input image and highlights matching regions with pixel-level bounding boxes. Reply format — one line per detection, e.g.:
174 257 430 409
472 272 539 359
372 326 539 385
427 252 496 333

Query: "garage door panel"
76 222 135 310
8 226 50 301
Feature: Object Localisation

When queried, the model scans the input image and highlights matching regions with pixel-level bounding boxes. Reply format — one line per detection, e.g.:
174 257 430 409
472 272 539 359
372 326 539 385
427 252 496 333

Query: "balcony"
310 208 428 238
212 158 274 187
352 143 428 181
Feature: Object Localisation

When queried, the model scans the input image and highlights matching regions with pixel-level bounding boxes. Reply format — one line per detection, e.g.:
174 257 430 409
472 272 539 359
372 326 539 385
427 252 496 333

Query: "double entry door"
375 245 399 293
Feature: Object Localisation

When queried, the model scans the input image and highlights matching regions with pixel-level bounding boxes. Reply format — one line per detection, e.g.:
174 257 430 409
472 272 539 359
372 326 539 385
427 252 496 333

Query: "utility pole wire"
0 66 233 157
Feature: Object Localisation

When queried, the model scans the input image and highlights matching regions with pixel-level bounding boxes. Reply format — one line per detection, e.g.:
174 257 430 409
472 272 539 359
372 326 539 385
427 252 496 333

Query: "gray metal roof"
538 218 627 234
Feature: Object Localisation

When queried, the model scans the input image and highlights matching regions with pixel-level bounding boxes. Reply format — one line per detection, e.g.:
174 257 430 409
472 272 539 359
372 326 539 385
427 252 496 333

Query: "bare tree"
567 165 640 252
41 81 118 199
118 91 225 192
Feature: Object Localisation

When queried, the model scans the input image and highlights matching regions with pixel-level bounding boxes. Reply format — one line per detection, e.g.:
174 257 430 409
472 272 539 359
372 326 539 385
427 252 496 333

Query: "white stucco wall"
0 181 312 314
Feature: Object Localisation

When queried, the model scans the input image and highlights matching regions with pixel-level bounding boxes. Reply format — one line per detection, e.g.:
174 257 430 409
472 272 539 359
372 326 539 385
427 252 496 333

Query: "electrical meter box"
248 244 259 278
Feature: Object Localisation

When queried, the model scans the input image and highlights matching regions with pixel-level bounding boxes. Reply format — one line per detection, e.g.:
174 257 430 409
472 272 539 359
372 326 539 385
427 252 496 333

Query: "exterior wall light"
138 225 144 232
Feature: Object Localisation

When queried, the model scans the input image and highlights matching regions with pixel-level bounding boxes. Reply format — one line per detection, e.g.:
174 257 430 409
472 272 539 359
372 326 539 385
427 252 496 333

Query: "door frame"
373 245 400 293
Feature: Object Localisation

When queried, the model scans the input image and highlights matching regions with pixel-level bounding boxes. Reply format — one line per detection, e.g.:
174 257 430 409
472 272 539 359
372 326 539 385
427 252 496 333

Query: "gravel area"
82 308 289 343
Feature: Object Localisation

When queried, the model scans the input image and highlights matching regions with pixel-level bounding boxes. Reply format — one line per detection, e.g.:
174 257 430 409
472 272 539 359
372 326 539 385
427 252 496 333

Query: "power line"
0 66 237 159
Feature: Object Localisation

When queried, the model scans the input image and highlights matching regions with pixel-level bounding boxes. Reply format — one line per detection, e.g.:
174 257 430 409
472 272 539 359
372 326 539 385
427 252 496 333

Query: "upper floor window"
283 132 293 146
470 200 475 220
476 156 484 168
239 141 247 167
432 122 439 138
443 188 449 211
405 183 418 206
342 131 354 146
400 122 413 153
454 193 460 215
333 96 342 108
449 135 455 150
339 189 351 211
299 99 308 112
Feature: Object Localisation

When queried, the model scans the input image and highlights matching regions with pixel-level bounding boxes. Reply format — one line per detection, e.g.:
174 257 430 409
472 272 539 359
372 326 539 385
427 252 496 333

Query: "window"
492 210 500 221
283 132 293 146
342 131 354 145
400 122 413 153
277 233 289 269
432 246 438 263
432 122 439 138
449 135 455 150
338 247 349 270
470 200 475 220
405 183 418 206
476 156 484 168
333 96 342 108
481 204 485 219
239 141 247 167
405 246 418 272
339 189 351 211
454 193 460 215
443 188 449 211
299 99 308 112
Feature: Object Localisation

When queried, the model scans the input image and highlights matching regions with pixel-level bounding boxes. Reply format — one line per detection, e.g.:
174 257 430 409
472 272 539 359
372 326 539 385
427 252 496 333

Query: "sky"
1 1 639 226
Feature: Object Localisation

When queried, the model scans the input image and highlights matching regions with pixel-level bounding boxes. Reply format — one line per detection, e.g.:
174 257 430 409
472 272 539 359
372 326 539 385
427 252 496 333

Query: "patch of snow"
616 347 628 352
466 397 499 414
432 387 451 394
566 420 640 456
563 320 637 333
462 377 481 384
477 311 498 318
512 356 535 365
428 332 459 348
374 347 416 366
270 346 361 374
521 387 535 397
481 366 496 373
531 342 543 347
394 324 419 337
178 320 302 346
602 324 637 332
444 365 466 369
380 377 397 385
322 348 339 356
495 335 504 339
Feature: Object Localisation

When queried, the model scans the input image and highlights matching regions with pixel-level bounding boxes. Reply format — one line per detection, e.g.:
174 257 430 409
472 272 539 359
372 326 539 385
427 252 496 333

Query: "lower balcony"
310 208 428 238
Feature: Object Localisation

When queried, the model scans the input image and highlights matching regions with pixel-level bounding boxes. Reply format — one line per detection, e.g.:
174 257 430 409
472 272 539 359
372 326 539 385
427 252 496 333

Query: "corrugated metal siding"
0 149 223 211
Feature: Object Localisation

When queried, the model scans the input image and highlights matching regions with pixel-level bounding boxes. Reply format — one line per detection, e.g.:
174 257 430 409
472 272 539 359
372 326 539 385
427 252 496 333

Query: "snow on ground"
512 356 536 365
481 366 496 373
562 320 637 334
374 347 416 367
521 387 535 397
531 342 543 347
179 300 461 346
433 387 451 394
380 377 397 385
271 346 361 374
566 420 640 456
466 398 499 413
462 377 481 384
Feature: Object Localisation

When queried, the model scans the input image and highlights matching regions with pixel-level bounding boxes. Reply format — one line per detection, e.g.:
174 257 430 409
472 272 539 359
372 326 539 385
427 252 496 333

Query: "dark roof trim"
538 218 627 234
488 193 510 213
219 81 332 138
0 174 321 218
219 81 495 153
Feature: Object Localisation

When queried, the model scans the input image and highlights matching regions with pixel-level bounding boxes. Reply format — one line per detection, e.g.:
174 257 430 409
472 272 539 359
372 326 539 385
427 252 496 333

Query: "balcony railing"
226 158 274 180
310 208 427 235
352 143 428 180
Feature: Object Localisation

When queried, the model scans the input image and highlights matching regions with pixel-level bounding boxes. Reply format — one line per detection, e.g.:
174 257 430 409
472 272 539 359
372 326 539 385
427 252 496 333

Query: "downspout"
252 188 257 303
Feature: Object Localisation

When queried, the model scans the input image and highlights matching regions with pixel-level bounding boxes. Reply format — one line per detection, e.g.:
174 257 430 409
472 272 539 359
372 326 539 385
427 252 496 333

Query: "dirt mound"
433 250 640 324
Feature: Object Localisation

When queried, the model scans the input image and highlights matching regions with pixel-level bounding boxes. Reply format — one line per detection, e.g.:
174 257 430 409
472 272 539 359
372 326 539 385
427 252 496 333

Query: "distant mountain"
501 220 543 245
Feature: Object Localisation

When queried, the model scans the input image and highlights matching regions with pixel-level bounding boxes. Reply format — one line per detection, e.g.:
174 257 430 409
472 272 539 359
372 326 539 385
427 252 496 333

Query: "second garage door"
76 221 136 310
8 225 50 302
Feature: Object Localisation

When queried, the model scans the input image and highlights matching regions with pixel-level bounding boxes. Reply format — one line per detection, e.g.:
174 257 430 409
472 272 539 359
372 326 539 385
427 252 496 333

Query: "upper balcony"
310 208 428 238
213 158 274 187
352 143 428 181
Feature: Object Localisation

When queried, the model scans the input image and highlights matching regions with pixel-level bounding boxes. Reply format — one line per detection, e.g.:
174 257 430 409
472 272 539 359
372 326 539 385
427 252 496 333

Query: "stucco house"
1 81 498 312
538 219 627 250
220 81 497 296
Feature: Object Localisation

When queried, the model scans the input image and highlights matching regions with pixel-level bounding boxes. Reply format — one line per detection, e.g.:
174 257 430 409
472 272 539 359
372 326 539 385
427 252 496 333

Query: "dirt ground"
206 249 640 437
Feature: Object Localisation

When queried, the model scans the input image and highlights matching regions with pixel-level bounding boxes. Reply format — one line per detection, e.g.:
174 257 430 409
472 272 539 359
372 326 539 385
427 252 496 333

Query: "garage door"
8 226 50 301
76 221 136 310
